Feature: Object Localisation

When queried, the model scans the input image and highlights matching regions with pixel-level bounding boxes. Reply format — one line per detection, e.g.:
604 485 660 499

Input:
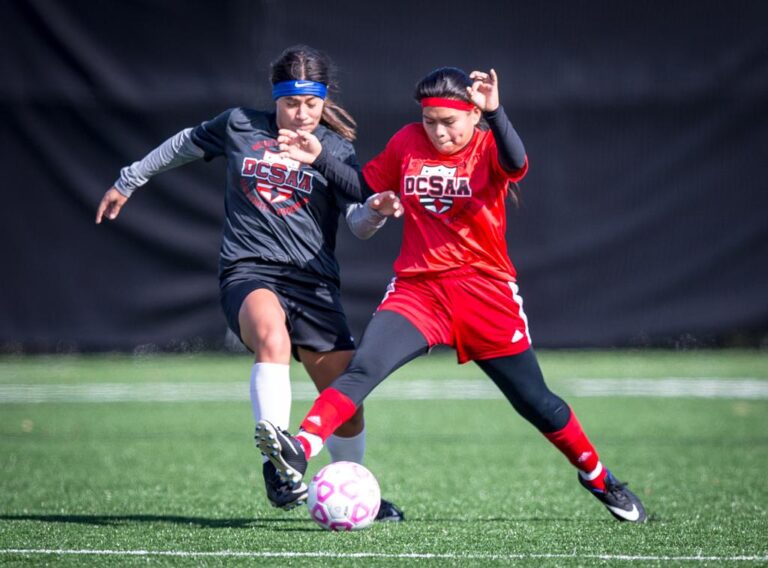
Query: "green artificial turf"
1 350 766 566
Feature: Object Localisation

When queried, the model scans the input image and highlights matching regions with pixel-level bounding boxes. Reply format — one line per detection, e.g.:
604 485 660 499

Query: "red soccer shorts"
377 267 532 364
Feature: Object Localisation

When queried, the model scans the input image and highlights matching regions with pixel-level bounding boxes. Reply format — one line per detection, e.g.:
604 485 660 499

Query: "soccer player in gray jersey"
96 45 404 520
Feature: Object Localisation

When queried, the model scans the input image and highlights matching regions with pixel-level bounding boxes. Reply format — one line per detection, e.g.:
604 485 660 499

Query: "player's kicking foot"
376 498 405 522
255 420 307 489
579 469 647 522
262 460 307 510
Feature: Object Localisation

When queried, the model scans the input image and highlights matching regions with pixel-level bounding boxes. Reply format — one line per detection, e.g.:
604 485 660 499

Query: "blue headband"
272 80 328 100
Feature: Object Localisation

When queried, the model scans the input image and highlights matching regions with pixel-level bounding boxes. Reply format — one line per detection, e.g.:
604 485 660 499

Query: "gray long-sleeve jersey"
115 108 387 284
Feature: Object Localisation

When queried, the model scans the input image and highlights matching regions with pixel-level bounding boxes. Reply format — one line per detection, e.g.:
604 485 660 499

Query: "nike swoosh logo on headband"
294 81 315 88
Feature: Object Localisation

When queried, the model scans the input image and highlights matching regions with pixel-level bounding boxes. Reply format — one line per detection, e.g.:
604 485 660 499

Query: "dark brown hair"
413 66 473 103
270 45 357 141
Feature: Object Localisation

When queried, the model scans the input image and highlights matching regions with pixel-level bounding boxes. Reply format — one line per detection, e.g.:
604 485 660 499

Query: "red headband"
420 97 476 111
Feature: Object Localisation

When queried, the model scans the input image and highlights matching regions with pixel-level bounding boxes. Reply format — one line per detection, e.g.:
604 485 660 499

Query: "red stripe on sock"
296 436 312 458
299 388 357 441
543 408 603 479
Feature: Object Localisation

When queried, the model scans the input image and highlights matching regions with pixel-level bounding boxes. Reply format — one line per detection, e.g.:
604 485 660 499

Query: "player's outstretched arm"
279 128 369 203
468 68 526 173
95 187 128 224
98 128 206 223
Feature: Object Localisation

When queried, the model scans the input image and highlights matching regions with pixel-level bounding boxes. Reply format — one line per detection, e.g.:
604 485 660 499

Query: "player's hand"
467 69 500 112
277 129 322 164
367 191 403 218
95 187 128 224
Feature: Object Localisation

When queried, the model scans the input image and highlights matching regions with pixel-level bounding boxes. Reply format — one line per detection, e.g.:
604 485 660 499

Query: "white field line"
0 549 766 562
0 378 766 404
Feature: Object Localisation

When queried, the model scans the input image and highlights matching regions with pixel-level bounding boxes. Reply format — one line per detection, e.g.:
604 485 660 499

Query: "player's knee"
242 322 291 360
344 354 385 384
524 394 570 433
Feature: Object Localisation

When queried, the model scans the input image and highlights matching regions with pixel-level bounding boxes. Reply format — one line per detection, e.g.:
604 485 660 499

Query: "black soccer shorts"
219 263 355 357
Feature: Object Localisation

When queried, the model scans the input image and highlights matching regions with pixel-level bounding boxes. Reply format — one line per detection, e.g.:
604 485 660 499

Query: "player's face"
275 95 325 132
422 106 481 155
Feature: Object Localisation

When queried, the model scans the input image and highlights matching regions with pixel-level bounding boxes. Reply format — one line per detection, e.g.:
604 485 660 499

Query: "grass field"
1 349 767 566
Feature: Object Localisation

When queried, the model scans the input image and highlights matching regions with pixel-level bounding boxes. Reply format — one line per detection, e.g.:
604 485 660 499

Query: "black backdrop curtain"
1 0 766 352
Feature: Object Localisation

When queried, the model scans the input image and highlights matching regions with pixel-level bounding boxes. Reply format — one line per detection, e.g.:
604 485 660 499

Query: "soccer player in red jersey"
259 67 647 522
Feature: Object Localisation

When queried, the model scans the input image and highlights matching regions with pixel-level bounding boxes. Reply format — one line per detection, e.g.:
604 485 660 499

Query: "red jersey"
362 123 528 281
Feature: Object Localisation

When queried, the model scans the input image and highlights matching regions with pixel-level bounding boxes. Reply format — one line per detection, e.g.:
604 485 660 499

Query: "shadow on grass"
0 514 627 528
0 514 314 529
399 517 625 526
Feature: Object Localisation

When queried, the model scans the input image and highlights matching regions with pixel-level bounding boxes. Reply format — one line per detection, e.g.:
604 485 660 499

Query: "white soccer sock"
297 432 324 458
326 428 366 464
250 362 291 462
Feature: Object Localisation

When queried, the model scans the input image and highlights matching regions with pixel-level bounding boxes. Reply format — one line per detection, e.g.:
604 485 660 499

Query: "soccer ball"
307 461 381 531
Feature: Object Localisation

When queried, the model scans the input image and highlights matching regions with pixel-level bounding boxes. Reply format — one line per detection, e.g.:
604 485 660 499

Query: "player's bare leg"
241 289 307 510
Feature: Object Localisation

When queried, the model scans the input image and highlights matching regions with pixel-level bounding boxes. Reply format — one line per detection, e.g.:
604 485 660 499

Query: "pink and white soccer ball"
307 461 381 531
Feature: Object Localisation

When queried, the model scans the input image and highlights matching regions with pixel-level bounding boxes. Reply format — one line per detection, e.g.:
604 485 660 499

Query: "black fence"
2 0 766 351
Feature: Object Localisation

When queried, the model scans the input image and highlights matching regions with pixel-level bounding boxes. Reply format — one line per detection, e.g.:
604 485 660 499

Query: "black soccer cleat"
255 420 308 490
262 460 308 511
579 469 647 522
375 498 405 522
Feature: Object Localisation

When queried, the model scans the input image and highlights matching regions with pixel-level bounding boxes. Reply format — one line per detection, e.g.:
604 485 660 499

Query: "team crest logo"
420 194 453 214
241 150 314 205
404 164 471 215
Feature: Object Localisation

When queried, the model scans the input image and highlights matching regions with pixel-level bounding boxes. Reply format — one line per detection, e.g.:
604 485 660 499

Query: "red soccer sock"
543 408 608 491
296 388 357 459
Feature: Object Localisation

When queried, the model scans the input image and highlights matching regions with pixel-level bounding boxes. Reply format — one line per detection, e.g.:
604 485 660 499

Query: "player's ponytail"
318 98 357 142
270 45 357 141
